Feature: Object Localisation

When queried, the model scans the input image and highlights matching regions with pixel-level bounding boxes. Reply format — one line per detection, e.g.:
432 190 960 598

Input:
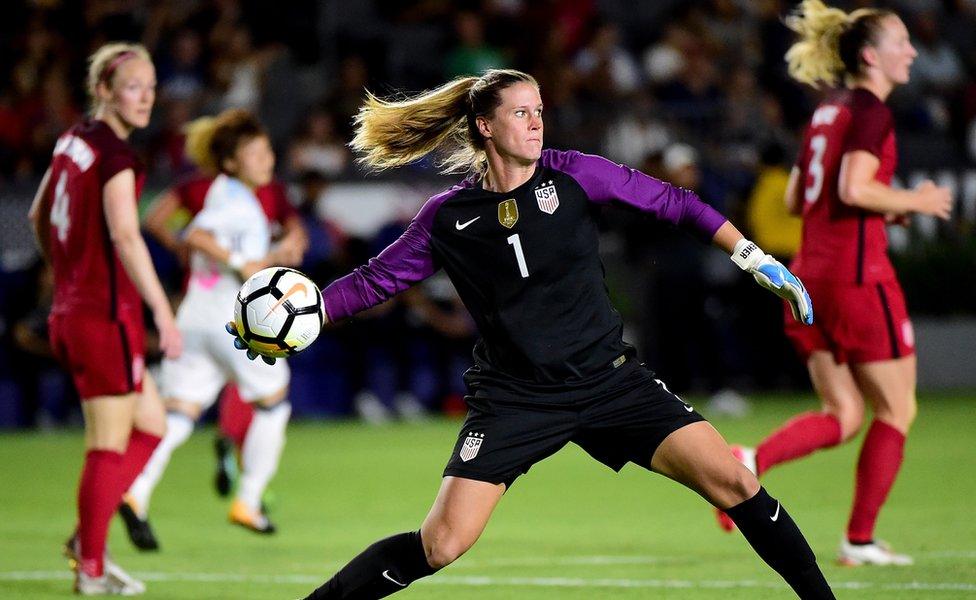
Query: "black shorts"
443 361 706 487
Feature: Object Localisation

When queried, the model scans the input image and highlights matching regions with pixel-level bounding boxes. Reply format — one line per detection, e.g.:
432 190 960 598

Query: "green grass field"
1 394 974 599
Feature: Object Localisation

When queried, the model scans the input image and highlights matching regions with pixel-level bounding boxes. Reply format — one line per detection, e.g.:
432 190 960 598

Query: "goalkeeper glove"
730 239 814 325
225 321 276 365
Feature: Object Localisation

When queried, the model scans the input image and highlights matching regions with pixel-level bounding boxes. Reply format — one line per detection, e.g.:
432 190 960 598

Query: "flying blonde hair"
86 42 152 108
351 69 539 174
785 0 894 88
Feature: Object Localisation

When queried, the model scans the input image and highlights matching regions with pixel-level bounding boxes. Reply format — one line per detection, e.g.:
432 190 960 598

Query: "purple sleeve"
321 190 451 322
542 149 726 240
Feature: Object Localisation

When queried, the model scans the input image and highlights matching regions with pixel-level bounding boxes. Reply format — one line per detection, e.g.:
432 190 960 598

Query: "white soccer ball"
234 267 325 358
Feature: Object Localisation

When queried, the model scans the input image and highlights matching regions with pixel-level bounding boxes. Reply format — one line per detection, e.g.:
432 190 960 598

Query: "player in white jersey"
123 109 302 546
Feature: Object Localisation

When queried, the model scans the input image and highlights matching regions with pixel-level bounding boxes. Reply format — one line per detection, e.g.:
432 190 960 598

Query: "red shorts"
784 279 914 365
49 311 145 400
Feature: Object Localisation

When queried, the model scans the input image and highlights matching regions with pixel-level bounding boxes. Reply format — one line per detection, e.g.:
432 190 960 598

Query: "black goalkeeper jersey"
323 149 725 396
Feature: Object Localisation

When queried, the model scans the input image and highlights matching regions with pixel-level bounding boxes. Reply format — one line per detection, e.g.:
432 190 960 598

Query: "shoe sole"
229 516 276 535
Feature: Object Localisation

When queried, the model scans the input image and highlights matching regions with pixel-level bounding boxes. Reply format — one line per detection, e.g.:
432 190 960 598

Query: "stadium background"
1 1 975 599
2 0 976 427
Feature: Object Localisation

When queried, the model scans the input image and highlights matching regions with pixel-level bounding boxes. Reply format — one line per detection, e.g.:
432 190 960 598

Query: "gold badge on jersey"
498 199 518 229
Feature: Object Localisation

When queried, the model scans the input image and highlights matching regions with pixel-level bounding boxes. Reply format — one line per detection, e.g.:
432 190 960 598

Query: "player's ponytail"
185 109 266 175
86 42 152 109
785 0 894 88
351 69 538 174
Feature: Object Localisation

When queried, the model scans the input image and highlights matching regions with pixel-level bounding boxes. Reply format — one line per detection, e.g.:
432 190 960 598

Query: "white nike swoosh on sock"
382 570 407 587
770 501 781 522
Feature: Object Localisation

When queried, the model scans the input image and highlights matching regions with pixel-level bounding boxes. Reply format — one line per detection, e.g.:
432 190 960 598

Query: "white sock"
237 402 291 512
127 412 194 516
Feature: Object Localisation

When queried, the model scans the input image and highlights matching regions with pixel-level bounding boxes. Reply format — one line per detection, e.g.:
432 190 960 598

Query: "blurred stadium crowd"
1 0 975 429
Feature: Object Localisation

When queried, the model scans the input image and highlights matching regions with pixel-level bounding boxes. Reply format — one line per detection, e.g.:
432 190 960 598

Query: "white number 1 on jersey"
507 233 529 278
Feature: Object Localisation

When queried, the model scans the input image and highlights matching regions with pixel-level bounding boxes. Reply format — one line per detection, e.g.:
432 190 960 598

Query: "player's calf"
303 530 437 599
714 445 757 532
726 487 835 599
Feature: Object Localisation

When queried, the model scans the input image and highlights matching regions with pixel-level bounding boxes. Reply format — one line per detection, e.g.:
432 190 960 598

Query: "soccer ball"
234 267 326 358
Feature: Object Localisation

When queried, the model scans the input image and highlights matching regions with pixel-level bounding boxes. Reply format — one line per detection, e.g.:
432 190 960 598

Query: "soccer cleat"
117 497 159 551
214 436 238 497
229 499 276 534
75 571 145 596
64 534 146 595
838 539 914 566
714 445 758 532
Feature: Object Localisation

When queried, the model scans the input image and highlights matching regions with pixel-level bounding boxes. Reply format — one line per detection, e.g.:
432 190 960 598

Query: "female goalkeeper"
233 69 836 599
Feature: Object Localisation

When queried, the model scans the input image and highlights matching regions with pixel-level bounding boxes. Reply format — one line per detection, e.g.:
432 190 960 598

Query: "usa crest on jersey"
534 181 559 214
459 432 485 462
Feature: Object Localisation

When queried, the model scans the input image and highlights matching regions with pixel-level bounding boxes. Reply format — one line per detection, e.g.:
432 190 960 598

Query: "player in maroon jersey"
27 42 182 595
715 1 953 566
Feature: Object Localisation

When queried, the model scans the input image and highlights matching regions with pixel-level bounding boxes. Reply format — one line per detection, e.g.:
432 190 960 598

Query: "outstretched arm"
321 217 437 322
719 222 813 326
545 150 726 240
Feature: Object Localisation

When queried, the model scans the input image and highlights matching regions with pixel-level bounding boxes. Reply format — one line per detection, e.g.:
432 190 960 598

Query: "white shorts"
161 326 290 408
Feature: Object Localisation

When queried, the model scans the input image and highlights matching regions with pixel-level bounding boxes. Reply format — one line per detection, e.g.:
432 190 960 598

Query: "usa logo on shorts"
534 181 559 214
459 432 485 462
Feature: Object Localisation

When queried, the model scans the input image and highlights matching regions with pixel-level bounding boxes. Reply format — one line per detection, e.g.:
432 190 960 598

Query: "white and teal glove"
731 239 814 325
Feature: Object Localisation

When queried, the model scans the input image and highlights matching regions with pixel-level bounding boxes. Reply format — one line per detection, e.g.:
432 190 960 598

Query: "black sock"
726 487 835 600
303 530 436 599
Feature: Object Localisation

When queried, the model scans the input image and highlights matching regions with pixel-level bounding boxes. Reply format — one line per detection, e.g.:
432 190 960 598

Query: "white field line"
1 570 975 593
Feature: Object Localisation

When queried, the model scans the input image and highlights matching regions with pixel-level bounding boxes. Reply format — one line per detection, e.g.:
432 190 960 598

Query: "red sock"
117 429 162 496
755 412 842 476
218 386 254 449
77 450 124 577
847 420 905 543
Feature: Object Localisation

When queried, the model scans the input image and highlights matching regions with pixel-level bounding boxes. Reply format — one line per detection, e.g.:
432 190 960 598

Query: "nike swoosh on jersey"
770 501 781 522
455 216 480 230
265 282 308 318
382 570 407 587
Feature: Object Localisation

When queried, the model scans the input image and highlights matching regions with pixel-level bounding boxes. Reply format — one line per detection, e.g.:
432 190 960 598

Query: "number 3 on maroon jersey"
805 134 827 204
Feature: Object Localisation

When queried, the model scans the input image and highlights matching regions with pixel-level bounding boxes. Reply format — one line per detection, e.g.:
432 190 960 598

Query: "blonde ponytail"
351 77 479 173
785 0 892 88
785 0 850 88
351 69 539 175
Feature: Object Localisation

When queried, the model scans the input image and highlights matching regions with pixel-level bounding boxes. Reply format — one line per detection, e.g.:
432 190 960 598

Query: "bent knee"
876 398 917 433
831 408 864 442
709 464 760 509
424 536 472 570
